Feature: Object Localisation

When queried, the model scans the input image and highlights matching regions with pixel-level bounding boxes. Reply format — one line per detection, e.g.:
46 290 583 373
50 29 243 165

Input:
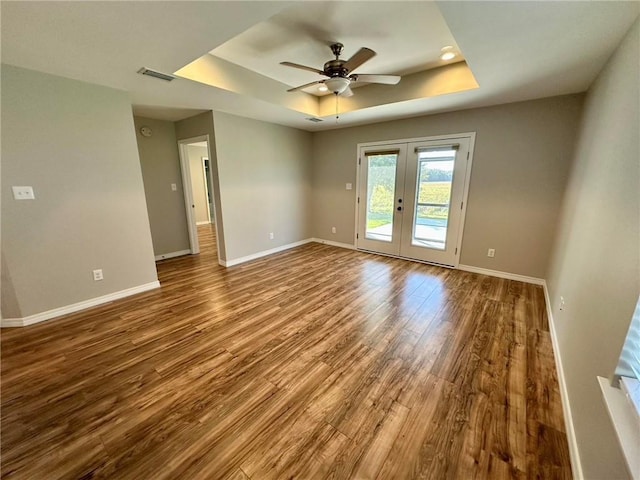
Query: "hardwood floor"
1 225 571 479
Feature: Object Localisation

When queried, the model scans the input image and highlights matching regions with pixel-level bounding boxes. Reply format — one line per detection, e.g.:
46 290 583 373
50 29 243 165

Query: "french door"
356 135 473 267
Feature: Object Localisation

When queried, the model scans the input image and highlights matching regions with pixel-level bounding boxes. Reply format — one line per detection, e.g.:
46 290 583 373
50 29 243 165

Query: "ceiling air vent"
137 67 175 82
306 117 323 123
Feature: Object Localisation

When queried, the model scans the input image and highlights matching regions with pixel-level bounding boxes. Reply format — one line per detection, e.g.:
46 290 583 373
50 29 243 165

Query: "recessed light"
318 85 328 92
440 51 456 61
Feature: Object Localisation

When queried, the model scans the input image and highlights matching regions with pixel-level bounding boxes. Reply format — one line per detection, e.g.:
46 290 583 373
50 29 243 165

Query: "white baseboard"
0 281 161 328
457 264 545 285
222 237 358 268
312 238 356 250
543 282 584 480
155 249 191 261
1 318 28 328
224 239 314 267
196 221 210 226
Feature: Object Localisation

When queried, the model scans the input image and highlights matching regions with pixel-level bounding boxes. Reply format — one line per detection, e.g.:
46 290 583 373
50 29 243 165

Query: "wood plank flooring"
1 225 571 479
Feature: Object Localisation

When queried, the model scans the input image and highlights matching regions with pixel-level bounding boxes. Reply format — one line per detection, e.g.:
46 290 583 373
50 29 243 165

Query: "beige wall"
133 116 190 256
175 111 227 262
187 145 210 224
213 112 313 261
546 20 639 480
1 65 157 318
1 253 20 318
312 94 584 278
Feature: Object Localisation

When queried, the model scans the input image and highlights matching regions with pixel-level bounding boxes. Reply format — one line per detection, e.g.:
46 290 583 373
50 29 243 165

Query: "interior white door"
356 135 472 267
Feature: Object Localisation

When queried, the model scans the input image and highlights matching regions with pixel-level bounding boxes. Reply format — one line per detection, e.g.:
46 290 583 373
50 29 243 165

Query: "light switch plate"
12 186 35 200
346 183 353 190
171 183 177 191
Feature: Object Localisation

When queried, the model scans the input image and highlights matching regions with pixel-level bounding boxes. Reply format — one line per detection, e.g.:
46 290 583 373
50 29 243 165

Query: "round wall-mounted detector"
140 126 153 137
441 45 454 52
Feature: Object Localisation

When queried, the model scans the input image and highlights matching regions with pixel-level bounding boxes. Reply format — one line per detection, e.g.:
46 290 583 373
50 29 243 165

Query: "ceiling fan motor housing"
324 59 349 78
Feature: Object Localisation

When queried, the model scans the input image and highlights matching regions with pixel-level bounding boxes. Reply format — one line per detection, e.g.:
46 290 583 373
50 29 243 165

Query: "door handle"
398 198 403 203
397 206 402 211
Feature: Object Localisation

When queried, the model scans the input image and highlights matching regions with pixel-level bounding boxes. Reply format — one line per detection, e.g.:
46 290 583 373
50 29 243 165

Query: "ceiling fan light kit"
281 42 401 97
324 76 351 94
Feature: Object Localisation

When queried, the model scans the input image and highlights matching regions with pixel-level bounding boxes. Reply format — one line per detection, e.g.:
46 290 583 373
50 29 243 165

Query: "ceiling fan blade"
280 61 325 76
341 86 354 97
343 47 376 73
352 74 401 85
286 80 324 92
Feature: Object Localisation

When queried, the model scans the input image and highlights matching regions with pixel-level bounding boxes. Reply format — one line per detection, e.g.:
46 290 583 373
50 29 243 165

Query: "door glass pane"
412 149 456 249
365 153 397 242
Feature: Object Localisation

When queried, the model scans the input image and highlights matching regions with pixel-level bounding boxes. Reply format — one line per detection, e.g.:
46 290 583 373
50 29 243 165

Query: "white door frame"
177 135 214 255
201 157 212 224
354 132 476 268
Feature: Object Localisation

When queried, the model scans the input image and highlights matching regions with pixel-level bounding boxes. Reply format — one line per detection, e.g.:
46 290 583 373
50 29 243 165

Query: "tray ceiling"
2 1 638 130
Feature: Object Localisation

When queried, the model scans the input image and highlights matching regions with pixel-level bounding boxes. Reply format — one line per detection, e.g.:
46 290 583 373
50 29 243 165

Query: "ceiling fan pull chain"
335 92 340 124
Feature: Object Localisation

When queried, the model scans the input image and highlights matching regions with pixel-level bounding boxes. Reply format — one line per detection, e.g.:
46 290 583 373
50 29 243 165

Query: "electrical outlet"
331 227 337 234
12 186 35 200
171 183 177 191
346 183 352 190
560 296 566 311
487 248 495 258
92 269 104 281
269 232 274 240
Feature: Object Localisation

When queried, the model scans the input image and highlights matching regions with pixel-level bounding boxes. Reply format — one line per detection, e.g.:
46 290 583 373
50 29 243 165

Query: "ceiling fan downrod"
330 43 344 59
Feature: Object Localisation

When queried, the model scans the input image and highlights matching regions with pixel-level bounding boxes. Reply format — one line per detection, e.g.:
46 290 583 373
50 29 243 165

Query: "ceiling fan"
281 43 401 97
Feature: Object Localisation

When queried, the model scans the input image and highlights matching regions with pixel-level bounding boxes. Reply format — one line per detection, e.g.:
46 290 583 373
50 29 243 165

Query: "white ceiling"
2 1 638 131
210 1 462 95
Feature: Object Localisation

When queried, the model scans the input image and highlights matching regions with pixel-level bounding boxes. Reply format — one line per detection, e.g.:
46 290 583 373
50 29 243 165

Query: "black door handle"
397 206 402 211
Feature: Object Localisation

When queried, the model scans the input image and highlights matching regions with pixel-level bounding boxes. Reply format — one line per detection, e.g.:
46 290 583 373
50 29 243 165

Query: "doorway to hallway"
177 135 220 257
